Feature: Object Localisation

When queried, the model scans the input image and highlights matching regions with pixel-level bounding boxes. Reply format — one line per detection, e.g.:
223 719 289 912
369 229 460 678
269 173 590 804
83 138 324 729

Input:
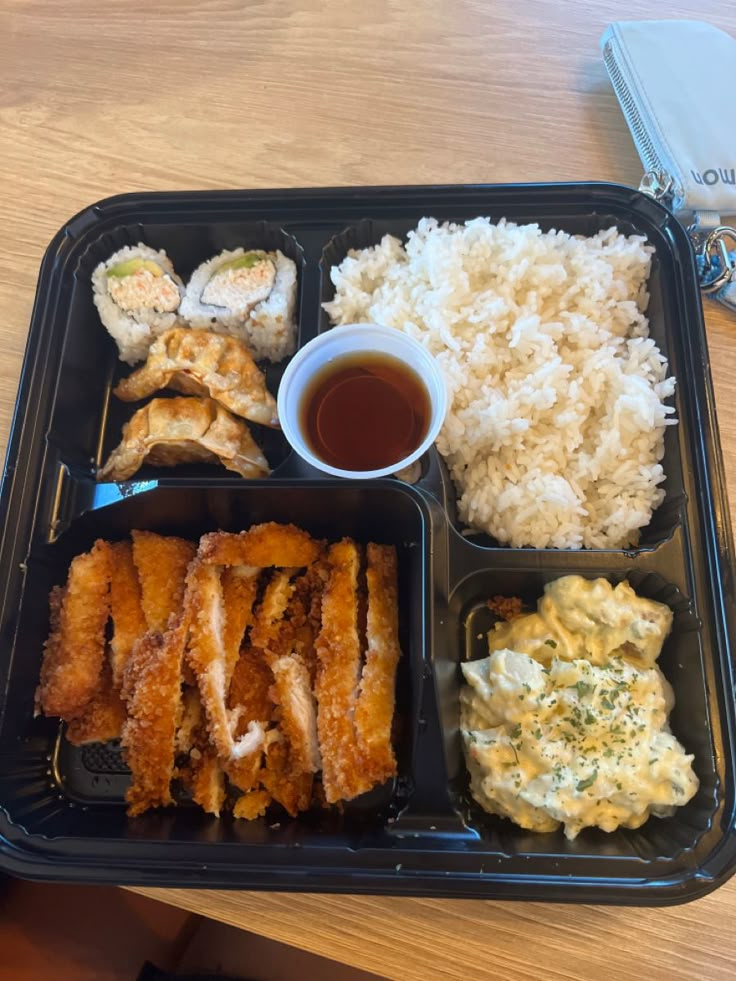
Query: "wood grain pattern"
133 886 736 981
3 0 736 978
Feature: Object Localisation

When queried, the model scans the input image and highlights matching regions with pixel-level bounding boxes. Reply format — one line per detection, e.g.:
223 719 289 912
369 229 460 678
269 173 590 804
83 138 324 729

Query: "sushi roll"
180 248 297 362
92 244 184 365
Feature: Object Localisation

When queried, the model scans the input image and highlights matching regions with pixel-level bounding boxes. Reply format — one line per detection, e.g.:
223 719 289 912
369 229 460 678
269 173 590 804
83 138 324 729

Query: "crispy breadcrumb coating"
36 540 112 719
132 530 195 632
354 544 400 786
199 523 320 568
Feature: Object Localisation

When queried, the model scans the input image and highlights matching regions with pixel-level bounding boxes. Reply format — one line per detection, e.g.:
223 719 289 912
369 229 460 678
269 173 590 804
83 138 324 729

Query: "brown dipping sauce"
300 352 431 471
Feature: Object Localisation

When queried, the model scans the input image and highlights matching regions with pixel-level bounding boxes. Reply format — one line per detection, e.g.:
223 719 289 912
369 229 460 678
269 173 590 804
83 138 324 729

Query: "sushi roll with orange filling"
92 244 184 364
180 248 297 362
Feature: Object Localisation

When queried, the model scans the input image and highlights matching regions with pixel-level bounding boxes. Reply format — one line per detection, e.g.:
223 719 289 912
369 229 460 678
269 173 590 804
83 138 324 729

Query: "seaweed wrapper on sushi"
180 248 297 362
92 244 185 365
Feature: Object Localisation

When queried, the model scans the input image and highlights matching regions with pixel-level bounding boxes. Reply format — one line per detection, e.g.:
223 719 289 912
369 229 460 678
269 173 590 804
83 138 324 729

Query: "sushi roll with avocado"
92 244 184 364
180 248 297 362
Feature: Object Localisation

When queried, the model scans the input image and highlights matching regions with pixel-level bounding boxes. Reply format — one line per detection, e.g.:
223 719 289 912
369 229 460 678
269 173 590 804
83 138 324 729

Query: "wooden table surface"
3 1 736 978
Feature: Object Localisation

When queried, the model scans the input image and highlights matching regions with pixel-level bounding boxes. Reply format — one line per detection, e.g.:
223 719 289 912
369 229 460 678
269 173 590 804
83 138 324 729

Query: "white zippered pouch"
601 20 736 311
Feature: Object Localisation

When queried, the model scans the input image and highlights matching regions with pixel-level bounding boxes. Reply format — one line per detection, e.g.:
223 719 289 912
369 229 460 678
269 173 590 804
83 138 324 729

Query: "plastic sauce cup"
277 323 448 479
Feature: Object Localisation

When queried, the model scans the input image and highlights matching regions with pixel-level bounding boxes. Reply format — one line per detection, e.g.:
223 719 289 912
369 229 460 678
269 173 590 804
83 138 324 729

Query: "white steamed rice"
323 218 676 549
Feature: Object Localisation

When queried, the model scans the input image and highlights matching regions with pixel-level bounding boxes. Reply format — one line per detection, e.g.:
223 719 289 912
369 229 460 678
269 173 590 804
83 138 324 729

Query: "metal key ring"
700 226 736 294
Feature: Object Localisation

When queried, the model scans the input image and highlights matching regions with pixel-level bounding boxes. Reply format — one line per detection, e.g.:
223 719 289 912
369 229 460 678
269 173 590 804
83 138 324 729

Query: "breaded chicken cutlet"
36 540 112 720
199 523 321 568
65 663 126 747
109 541 147 689
315 539 369 803
354 544 401 787
122 620 190 816
37 522 402 823
131 530 196 633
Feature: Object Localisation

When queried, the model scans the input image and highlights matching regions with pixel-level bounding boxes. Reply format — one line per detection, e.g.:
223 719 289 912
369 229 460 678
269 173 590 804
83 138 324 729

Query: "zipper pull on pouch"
602 20 736 310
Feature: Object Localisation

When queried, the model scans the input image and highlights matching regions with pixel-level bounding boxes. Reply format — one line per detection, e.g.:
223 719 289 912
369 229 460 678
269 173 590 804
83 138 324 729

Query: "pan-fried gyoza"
113 327 279 429
98 396 270 482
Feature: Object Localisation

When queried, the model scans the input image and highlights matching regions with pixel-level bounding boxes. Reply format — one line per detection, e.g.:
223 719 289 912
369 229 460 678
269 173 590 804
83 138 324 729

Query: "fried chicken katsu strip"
226 748 264 795
199 523 321 569
175 685 203 755
109 542 147 689
121 615 189 816
354 544 400 784
221 566 259 686
228 647 274 724
185 562 231 758
233 790 271 820
36 585 64 712
188 536 320 794
177 689 226 817
247 570 321 785
38 523 402 822
186 562 265 762
249 570 296 654
270 655 320 775
225 646 274 792
66 662 126 746
132 531 196 632
120 638 150 705
260 735 313 817
122 537 198 816
287 565 326 686
187 748 226 816
228 573 320 810
36 540 112 719
315 539 375 803
249 569 321 771
271 569 324 777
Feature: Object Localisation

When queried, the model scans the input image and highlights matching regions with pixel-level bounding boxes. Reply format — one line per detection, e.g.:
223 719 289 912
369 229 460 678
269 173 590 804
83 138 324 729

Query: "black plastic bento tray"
1 182 735 904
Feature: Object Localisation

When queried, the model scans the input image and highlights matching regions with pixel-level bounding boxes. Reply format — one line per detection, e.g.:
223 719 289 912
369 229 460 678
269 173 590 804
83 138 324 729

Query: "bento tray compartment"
320 214 685 552
1 482 427 843
440 565 717 860
48 221 306 484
